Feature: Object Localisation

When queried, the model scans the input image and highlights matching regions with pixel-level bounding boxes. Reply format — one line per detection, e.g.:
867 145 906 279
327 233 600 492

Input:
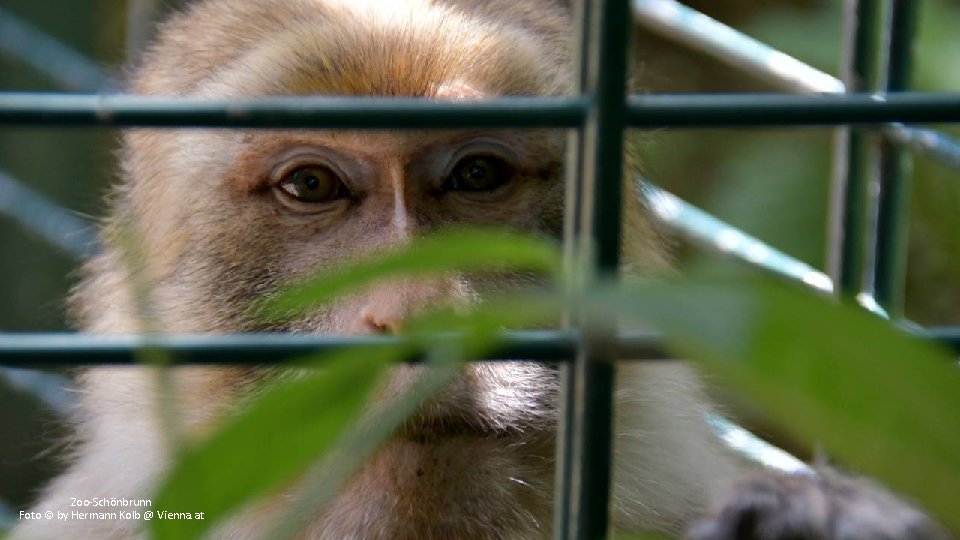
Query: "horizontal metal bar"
0 328 956 367
634 0 960 170
1 92 959 129
0 93 589 129
627 92 960 127
0 331 667 367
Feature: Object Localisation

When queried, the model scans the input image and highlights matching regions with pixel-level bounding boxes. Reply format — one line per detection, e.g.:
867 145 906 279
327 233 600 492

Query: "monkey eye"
277 166 350 204
442 155 513 193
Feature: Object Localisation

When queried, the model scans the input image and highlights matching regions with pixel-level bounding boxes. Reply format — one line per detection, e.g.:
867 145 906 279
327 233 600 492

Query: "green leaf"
259 363 461 540
264 293 562 539
405 292 565 357
606 278 960 530
150 289 561 540
258 228 561 319
149 346 401 540
256 293 561 538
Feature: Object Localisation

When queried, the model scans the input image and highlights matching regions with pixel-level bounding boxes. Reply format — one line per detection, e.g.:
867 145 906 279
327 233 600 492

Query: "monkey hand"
685 468 950 540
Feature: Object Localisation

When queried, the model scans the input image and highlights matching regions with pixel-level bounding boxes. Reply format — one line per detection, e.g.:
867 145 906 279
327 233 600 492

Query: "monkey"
11 0 948 539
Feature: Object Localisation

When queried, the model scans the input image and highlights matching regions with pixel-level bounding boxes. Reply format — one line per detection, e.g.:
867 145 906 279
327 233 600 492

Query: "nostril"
354 281 449 335
360 306 403 335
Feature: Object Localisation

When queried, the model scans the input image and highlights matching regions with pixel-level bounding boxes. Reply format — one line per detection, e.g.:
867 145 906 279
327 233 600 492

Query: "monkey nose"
358 305 405 335
350 280 463 335
352 286 424 335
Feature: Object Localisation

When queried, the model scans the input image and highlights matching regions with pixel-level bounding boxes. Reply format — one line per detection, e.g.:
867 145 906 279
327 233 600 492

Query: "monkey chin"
312 433 555 540
301 379 557 540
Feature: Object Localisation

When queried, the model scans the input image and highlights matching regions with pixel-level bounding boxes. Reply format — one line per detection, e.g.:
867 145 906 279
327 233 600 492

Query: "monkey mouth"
383 361 558 443
398 408 552 444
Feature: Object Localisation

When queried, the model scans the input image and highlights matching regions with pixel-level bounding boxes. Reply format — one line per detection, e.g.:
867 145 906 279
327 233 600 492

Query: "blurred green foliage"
147 230 959 537
153 345 399 540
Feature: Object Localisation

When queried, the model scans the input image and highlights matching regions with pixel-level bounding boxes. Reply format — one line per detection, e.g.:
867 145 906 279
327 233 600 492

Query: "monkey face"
113 129 565 539
65 1 578 534
106 0 573 334
121 126 565 326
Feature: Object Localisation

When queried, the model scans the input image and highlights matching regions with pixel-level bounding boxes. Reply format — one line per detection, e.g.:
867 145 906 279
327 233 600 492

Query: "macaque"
13 0 946 539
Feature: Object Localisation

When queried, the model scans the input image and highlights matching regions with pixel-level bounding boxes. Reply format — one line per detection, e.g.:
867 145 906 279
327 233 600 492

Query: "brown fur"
12 1 839 539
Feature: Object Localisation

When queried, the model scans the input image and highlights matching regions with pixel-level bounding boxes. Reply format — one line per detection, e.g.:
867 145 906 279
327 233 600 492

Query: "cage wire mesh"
0 0 958 538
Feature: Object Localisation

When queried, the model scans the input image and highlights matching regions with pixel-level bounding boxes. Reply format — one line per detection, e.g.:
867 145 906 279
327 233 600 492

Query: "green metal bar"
9 0 960 169
0 331 672 367
881 0 918 93
0 94 589 129
832 0 883 300
874 0 919 316
554 137 584 540
3 93 960 129
848 0 883 91
626 93 960 127
633 0 960 171
554 0 593 536
1 329 956 367
563 0 631 537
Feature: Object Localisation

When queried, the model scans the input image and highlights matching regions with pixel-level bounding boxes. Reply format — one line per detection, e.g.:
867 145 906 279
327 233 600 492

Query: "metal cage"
1 1 959 538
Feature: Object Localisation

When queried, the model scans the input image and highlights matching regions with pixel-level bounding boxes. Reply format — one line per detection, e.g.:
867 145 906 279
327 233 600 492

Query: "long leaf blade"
259 229 561 319
149 347 399 540
606 278 960 529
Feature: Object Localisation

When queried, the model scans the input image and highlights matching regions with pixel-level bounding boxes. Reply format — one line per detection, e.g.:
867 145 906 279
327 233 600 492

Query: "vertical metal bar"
554 0 592 536
585 0 628 277
874 0 919 315
554 154 584 540
560 0 630 538
828 0 882 298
